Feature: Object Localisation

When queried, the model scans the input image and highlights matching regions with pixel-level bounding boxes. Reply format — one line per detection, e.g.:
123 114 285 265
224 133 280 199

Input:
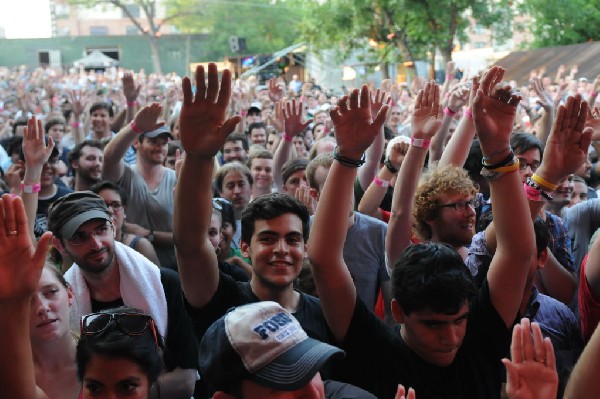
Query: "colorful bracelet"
482 146 512 163
488 159 520 173
71 121 80 128
373 176 390 188
444 107 457 116
523 183 543 202
127 101 137 108
531 173 558 191
282 133 293 142
21 182 41 194
482 150 514 169
130 121 144 134
464 107 472 120
411 137 431 148
525 177 554 201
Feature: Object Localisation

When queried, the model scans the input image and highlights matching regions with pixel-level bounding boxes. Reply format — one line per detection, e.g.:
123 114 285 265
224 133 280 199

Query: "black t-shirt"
91 268 199 372
336 281 510 399
35 184 72 238
218 260 249 282
185 271 332 345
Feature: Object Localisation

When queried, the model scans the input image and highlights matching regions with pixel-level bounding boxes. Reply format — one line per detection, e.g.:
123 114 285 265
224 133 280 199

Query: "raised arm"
174 63 240 308
531 78 555 144
122 72 141 124
429 84 468 163
439 76 480 167
356 89 389 190
386 82 442 268
272 99 311 191
21 117 55 243
102 103 163 182
0 194 52 399
308 86 388 342
473 66 536 327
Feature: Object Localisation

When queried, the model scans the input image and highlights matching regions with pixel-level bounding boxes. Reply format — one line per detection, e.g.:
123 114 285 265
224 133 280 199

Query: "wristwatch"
145 230 155 243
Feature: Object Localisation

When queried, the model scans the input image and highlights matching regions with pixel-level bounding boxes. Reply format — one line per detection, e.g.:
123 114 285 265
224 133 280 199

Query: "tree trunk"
381 62 390 80
148 35 163 74
429 50 436 80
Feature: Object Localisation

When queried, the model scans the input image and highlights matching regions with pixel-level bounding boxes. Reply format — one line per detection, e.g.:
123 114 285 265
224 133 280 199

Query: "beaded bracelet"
384 158 398 174
525 177 554 201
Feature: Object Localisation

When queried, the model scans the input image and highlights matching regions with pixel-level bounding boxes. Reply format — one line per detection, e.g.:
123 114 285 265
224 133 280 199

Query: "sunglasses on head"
80 312 159 347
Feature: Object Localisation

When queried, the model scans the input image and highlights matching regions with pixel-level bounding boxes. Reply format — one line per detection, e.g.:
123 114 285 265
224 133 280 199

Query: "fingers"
206 63 219 103
34 231 53 267
544 337 557 371
531 321 545 363
217 68 232 108
395 384 406 399
182 77 193 107
222 116 242 136
373 104 389 130
521 318 535 362
501 359 519 394
195 65 206 102
511 322 524 363
1 194 16 237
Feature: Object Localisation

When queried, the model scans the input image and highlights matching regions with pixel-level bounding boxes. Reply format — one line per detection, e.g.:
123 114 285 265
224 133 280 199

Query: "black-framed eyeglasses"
517 158 540 172
438 198 480 211
80 312 158 347
105 201 123 210
68 222 113 246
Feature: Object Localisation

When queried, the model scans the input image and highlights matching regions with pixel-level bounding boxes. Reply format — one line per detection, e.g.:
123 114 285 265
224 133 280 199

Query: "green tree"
300 0 514 77
520 0 600 48
165 0 305 56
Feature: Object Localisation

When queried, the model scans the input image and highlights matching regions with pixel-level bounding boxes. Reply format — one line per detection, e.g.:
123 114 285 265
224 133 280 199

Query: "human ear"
391 299 406 324
241 241 250 258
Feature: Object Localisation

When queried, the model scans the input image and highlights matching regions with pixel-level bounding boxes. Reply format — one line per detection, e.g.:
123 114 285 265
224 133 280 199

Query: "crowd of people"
1 59 600 399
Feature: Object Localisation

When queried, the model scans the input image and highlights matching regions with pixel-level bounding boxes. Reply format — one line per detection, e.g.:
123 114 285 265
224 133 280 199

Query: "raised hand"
467 75 480 110
132 103 164 133
536 95 592 183
0 194 52 300
267 100 285 134
530 78 553 112
67 90 87 117
371 89 391 121
122 72 141 104
294 185 316 215
23 117 54 169
411 81 442 139
283 99 311 137
472 65 521 155
502 318 558 399
330 86 389 160
268 77 285 102
586 106 600 141
447 84 469 112
179 63 241 158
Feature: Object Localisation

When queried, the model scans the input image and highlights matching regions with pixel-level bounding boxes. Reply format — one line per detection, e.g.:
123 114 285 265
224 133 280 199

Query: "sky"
0 0 52 39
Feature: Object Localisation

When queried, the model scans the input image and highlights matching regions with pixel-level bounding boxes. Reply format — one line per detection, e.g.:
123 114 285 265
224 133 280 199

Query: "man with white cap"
102 103 178 269
200 301 378 399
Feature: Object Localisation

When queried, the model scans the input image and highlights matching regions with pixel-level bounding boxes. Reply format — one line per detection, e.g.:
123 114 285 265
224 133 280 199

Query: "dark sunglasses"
80 312 159 347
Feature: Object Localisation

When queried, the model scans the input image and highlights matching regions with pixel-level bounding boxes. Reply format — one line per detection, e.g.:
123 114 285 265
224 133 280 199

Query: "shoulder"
354 211 387 230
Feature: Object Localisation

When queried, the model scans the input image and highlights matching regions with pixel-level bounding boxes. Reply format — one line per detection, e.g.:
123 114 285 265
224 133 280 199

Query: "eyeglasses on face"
438 198 480 211
80 312 158 347
68 222 113 246
517 158 540 172
105 201 123 210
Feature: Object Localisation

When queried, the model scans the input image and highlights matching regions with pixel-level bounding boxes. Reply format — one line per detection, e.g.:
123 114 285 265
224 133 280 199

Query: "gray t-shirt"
119 165 177 269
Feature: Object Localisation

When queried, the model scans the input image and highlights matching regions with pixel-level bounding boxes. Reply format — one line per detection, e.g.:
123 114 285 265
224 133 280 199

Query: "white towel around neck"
65 241 168 338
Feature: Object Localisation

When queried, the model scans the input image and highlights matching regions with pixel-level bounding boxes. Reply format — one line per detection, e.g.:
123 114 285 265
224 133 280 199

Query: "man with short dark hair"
248 122 267 146
47 190 198 398
247 149 273 198
308 68 585 398
69 140 104 191
222 133 249 164
102 104 178 269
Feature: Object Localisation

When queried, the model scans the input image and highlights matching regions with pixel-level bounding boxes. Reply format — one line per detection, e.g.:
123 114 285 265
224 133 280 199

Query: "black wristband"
333 147 366 167
525 177 554 201
482 151 515 170
384 158 399 174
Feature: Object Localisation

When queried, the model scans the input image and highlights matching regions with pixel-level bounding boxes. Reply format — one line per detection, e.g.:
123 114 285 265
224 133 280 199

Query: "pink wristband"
464 107 472 120
444 106 457 116
446 75 454 80
127 101 137 108
21 182 41 194
592 91 598 97
130 121 144 134
523 183 543 202
71 121 80 128
373 176 390 188
411 137 431 148
283 133 293 142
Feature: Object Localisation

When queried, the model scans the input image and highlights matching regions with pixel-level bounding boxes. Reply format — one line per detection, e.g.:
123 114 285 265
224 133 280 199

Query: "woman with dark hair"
77 306 164 398
0 194 164 399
